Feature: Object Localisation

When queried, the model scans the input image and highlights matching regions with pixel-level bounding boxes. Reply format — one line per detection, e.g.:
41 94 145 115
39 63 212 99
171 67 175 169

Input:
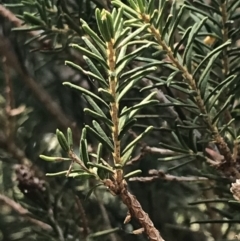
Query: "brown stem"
85 33 165 241
120 188 164 241
68 149 165 240
103 179 165 241
107 40 122 182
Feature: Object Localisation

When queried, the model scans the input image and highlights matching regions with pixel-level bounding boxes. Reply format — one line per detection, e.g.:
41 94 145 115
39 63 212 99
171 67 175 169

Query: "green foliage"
2 0 240 240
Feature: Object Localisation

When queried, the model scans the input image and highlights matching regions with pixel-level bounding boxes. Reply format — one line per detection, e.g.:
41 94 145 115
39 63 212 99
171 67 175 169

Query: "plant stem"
104 33 165 241
107 40 122 182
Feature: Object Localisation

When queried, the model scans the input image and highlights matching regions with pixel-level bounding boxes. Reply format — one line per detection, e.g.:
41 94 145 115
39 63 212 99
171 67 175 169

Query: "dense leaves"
1 0 240 241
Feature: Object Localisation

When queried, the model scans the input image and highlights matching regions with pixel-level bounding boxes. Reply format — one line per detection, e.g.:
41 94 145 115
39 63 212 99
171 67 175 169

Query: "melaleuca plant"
33 0 240 240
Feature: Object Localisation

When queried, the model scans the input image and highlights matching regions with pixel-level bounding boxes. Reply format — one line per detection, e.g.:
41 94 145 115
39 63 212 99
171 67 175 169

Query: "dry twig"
129 169 208 182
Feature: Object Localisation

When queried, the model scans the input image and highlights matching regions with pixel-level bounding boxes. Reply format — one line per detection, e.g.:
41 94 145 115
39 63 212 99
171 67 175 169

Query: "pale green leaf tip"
63 82 71 86
147 126 154 131
40 155 59 162
65 60 71 65
39 154 49 161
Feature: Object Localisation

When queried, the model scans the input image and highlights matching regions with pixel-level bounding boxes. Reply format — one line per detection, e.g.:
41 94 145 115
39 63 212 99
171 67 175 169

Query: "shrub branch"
140 14 240 178
103 36 165 241
107 40 122 182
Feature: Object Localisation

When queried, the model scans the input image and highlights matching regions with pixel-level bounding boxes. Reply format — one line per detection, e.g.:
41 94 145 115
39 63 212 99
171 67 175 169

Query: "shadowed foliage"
1 0 240 241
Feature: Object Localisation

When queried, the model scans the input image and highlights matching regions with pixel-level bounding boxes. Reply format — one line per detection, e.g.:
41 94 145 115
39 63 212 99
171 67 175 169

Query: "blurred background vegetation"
0 0 240 241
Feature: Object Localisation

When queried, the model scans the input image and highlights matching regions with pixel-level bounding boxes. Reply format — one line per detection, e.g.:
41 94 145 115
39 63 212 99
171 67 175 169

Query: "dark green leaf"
76 39 107 68
63 82 109 109
118 66 159 93
80 19 106 55
193 41 231 79
168 6 185 47
155 0 168 30
159 142 191 154
122 126 153 158
114 27 131 48
86 125 114 152
83 94 108 118
84 108 113 127
119 118 137 140
120 100 158 117
87 162 115 174
83 55 108 87
80 139 90 167
183 17 208 70
204 75 236 108
184 3 221 27
198 52 221 97
95 9 110 42
173 27 191 57
158 154 193 161
162 14 173 39
23 12 46 26
85 183 103 200
56 129 69 152
121 145 135 165
105 10 115 39
98 88 115 102
116 43 154 72
212 95 234 124
147 0 156 15
114 7 123 31
112 0 139 17
167 158 196 172
92 120 113 150
124 169 142 179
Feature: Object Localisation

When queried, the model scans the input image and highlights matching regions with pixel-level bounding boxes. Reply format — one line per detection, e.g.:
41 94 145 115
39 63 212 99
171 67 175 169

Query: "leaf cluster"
6 0 240 239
